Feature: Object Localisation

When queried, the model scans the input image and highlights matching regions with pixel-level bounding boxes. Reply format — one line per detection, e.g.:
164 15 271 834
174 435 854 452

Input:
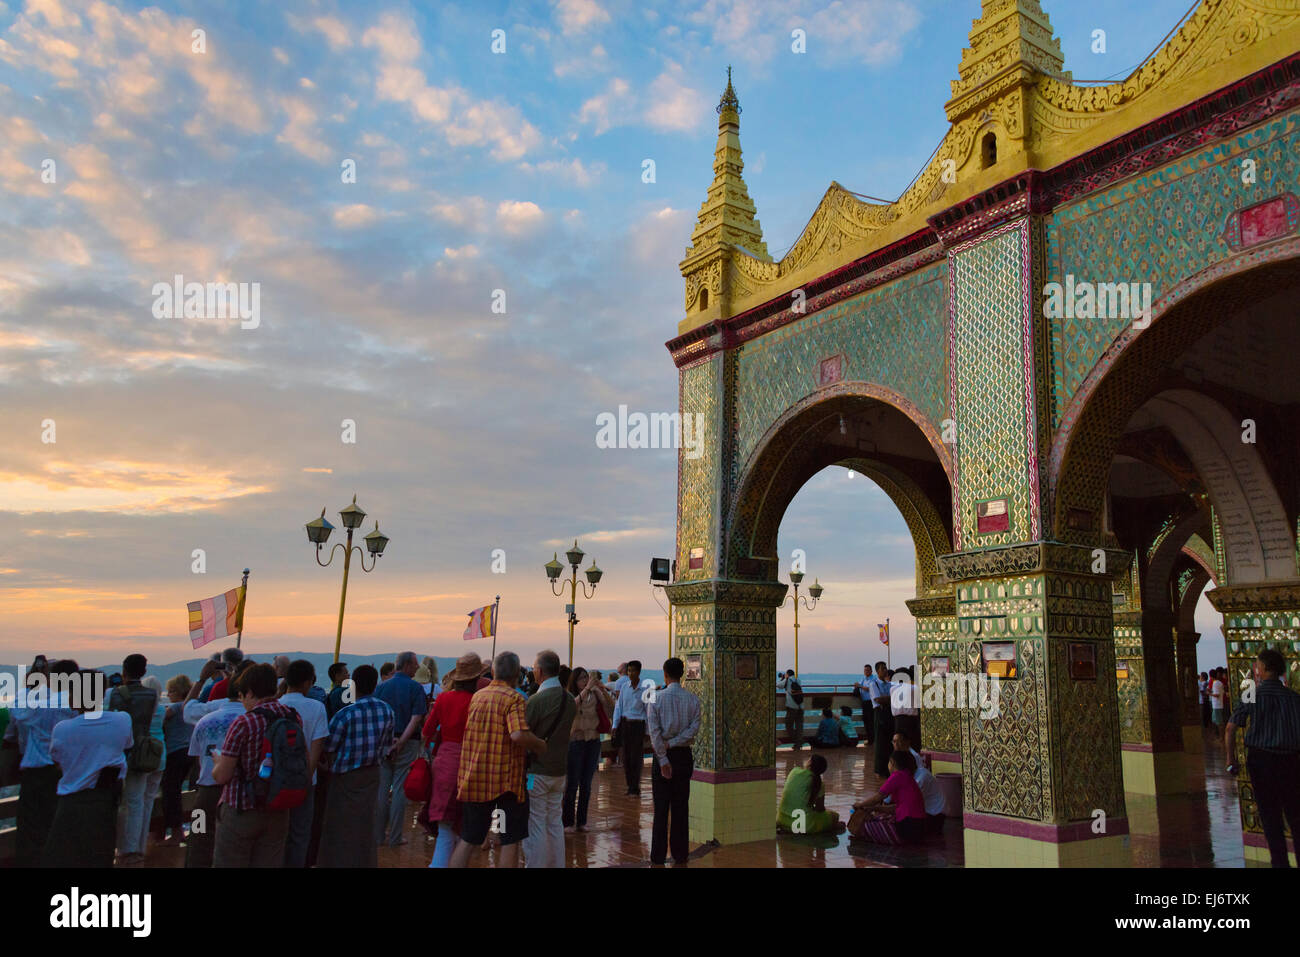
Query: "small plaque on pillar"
685 654 703 680
688 547 704 571
734 653 757 679
1068 642 1097 680
1116 660 1130 680
930 656 950 676
976 498 1010 534
980 641 1017 679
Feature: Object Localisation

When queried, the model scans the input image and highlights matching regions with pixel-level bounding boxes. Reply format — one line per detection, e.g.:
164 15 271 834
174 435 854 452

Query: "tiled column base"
1243 832 1297 867
926 750 963 775
1181 724 1204 754
964 813 1130 867
1121 746 1185 794
688 769 776 845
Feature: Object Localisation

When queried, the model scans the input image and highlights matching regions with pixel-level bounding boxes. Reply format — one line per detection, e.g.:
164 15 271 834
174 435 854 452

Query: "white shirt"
184 697 225 725
915 766 946 816
188 700 244 787
891 679 920 716
280 691 331 784
778 675 802 710
49 711 134 795
1210 679 1226 708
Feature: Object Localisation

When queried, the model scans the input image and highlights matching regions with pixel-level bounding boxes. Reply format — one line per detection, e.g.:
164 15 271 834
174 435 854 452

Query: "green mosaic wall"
1047 110 1300 424
677 357 721 582
949 221 1039 550
732 260 948 489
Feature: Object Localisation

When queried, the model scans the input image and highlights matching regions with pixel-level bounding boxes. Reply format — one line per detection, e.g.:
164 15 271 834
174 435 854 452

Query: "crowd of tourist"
0 647 701 868
4 646 1296 867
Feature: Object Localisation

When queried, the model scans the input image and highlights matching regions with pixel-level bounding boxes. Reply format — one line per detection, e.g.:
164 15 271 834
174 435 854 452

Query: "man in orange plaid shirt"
450 651 546 868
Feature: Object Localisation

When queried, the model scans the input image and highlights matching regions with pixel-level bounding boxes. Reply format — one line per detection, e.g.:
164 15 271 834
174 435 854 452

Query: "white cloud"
287 13 353 50
495 200 544 237
333 204 382 229
361 11 540 161
518 157 605 187
553 0 610 34
644 62 704 132
577 77 630 135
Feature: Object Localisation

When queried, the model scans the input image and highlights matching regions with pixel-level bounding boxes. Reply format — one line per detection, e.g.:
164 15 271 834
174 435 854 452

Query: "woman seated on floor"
777 753 842 834
849 750 925 845
810 708 841 748
837 706 859 748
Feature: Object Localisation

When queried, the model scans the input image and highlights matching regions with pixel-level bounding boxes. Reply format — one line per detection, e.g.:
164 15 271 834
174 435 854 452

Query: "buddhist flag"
464 603 498 640
877 621 890 646
188 585 245 650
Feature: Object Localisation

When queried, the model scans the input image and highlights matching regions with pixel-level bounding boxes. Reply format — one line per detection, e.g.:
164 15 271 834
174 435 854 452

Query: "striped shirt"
323 695 395 774
1230 678 1300 753
646 682 701 765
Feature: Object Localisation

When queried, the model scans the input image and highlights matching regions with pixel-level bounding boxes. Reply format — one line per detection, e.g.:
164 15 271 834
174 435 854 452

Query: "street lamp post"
650 557 675 659
783 570 824 678
306 494 389 663
545 539 602 669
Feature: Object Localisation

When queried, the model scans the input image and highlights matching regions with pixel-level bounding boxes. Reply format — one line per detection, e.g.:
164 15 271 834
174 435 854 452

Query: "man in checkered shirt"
210 662 300 867
317 664 395 867
450 651 547 868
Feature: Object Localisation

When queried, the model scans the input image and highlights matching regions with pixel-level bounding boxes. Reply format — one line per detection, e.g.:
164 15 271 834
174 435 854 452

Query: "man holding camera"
1225 649 1300 867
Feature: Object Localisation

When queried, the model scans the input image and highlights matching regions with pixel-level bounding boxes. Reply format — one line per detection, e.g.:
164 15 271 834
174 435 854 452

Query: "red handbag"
404 753 432 802
595 698 612 735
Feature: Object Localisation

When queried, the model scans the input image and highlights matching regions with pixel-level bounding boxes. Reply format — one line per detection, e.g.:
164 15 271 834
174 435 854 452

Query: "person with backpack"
778 669 805 749
108 654 162 866
210 662 309 867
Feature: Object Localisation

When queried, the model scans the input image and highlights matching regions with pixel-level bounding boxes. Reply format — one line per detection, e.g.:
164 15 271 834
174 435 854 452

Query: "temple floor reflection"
118 724 1257 868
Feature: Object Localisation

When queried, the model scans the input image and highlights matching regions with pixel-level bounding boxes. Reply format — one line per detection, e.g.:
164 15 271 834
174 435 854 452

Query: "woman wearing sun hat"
420 651 480 868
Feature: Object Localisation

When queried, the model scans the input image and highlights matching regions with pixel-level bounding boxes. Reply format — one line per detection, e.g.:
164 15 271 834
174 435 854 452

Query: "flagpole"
236 568 250 650
491 595 500 662
886 617 890 671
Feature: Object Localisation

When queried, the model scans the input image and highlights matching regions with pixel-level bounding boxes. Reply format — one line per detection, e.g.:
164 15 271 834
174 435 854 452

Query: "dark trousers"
161 749 192 830
563 738 601 827
621 719 646 793
896 713 921 752
1201 698 1212 728
785 708 804 748
651 747 693 865
16 764 61 867
1247 749 1300 868
873 707 895 776
859 699 874 744
307 768 330 867
184 784 222 868
41 771 121 868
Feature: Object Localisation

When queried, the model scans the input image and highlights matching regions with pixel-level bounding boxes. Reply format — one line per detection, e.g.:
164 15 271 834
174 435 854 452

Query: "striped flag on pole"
464 603 497 641
877 621 890 646
188 585 245 650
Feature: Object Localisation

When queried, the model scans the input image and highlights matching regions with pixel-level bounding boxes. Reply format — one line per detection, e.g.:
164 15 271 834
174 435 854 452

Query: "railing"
774 685 870 743
0 782 199 864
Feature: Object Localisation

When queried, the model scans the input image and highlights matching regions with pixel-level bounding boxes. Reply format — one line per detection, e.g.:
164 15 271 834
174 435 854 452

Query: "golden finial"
717 65 740 117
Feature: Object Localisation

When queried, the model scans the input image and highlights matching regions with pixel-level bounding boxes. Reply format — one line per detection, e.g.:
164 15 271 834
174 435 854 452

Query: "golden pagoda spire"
686 66 769 264
947 0 1068 120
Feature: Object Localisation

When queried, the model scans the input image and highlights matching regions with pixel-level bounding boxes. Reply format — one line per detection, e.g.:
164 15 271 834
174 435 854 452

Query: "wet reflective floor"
130 727 1249 868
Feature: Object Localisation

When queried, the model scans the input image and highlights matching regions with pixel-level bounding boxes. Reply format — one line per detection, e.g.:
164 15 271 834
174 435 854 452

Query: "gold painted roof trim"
679 0 1300 334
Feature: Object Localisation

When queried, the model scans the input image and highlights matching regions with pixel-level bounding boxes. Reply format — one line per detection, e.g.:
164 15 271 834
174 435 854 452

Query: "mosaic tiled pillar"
939 544 1131 867
1127 606 1186 793
1206 581 1300 866
908 592 961 773
1175 629 1204 755
671 351 786 844
666 579 786 845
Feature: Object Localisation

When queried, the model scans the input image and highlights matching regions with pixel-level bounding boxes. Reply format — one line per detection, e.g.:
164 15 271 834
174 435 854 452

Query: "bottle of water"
259 754 273 780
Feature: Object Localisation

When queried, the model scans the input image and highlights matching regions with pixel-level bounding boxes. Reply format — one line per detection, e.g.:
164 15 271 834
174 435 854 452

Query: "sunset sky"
0 0 1225 674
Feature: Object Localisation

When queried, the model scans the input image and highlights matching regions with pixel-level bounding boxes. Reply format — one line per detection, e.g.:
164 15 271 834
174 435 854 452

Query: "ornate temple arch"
666 0 1300 863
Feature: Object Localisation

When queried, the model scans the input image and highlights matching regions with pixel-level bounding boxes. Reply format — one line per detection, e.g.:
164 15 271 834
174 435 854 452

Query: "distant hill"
0 652 668 690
